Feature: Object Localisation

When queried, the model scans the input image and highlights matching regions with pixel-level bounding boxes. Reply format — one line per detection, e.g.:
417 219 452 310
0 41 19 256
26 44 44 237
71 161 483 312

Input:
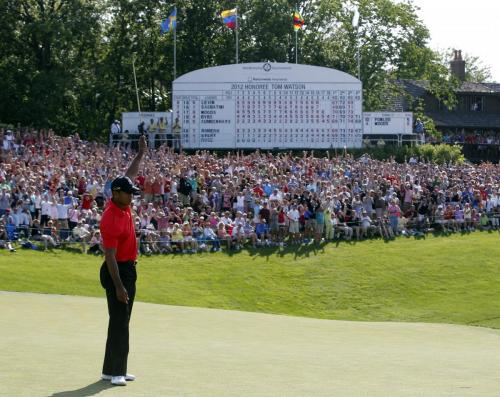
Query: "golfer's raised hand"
138 135 147 154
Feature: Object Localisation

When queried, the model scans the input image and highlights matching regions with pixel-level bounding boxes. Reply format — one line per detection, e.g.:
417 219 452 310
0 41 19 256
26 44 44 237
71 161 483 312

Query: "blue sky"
410 0 499 82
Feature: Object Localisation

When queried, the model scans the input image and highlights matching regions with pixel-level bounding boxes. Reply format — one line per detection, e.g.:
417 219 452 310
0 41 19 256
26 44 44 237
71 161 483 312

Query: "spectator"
0 224 16 252
1 127 498 255
110 120 121 147
72 220 91 253
172 117 181 149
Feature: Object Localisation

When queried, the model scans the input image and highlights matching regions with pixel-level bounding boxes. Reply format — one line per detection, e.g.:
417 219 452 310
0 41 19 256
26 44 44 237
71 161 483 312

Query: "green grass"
2 232 500 328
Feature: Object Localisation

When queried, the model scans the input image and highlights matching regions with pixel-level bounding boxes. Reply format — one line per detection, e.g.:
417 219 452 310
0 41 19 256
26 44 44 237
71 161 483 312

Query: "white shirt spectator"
73 224 90 240
269 190 282 202
233 214 245 227
49 202 58 220
361 215 372 228
287 208 300 222
69 207 80 223
236 194 245 209
41 200 52 216
0 191 10 211
13 209 30 226
110 121 121 135
231 225 244 238
33 194 42 210
203 226 217 239
3 132 13 151
220 215 233 225
56 203 70 219
170 181 178 194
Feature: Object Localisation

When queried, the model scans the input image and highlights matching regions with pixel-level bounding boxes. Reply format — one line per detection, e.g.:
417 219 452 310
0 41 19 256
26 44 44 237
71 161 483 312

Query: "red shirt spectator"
77 178 86 196
143 178 153 195
81 193 93 210
164 178 171 194
135 174 145 188
253 184 264 197
152 179 162 195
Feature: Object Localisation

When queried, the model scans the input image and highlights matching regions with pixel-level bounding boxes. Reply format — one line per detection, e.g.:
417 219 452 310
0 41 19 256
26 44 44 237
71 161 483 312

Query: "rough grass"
1 231 500 328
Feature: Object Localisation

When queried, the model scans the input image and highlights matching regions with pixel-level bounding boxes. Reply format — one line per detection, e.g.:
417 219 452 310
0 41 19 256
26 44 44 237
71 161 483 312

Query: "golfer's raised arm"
125 135 147 180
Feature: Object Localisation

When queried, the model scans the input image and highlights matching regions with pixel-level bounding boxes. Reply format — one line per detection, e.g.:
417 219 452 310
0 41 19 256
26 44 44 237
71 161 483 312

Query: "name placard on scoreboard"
363 112 414 135
173 63 363 149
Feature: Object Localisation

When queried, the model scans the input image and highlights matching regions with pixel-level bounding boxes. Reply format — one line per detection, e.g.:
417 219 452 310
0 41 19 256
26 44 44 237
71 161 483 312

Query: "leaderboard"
173 63 363 149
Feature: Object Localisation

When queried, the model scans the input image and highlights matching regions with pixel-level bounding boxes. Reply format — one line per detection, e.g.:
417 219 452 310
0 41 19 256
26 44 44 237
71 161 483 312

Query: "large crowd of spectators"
1 127 499 254
441 132 500 145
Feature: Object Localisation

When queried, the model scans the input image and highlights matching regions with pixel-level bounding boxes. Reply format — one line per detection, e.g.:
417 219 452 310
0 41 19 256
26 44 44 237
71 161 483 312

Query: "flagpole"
295 29 298 64
235 7 239 64
352 6 360 80
173 6 177 80
357 30 360 80
132 57 141 113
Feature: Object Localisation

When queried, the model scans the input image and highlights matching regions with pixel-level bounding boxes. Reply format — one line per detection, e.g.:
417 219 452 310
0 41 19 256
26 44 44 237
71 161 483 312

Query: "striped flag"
221 8 237 30
293 10 304 31
160 9 177 34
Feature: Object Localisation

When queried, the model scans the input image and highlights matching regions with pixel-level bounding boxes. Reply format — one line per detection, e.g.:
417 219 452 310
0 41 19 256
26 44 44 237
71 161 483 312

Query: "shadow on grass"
243 241 329 260
48 380 113 397
430 228 500 238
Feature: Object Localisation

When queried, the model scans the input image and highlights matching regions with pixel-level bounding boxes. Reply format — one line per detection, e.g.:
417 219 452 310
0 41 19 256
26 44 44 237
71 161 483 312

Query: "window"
456 95 484 112
471 96 484 112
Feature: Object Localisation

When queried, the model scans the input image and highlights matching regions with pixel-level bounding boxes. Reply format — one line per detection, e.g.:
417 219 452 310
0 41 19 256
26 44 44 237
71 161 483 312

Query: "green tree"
0 0 101 133
0 0 492 141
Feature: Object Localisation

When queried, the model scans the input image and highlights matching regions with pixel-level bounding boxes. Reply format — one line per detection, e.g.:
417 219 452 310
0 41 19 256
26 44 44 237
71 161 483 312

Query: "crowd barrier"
2 212 499 254
109 133 181 150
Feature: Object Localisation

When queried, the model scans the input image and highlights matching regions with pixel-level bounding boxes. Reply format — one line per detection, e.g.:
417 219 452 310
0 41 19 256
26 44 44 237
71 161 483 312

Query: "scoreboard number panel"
173 63 363 149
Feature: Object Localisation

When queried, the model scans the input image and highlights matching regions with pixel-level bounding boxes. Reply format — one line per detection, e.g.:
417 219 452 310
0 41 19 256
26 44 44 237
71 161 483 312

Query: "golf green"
1 291 500 396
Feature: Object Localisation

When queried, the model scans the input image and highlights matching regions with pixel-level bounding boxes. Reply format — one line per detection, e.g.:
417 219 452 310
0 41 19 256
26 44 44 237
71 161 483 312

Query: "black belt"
117 260 136 266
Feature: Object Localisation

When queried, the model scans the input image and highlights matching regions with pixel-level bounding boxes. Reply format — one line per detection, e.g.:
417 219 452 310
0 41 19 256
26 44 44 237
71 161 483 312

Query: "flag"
160 9 177 34
221 8 237 30
293 10 304 31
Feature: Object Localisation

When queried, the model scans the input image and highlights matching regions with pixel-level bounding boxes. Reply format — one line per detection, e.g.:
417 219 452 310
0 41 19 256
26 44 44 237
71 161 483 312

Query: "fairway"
2 291 500 397
1 232 500 328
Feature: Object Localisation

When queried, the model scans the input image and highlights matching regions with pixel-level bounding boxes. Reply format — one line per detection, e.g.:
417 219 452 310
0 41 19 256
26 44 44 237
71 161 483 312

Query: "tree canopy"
0 0 486 139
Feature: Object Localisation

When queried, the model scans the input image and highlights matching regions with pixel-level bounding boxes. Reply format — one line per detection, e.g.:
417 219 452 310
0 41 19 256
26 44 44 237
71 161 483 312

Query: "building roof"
484 83 500 92
427 111 500 129
398 79 500 96
397 80 428 97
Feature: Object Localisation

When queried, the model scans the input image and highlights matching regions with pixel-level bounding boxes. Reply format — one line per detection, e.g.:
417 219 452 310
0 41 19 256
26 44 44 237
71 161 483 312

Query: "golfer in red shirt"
99 136 146 386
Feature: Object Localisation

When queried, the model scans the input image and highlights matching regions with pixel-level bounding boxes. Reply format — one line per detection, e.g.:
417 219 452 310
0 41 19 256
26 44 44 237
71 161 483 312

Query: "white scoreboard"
363 112 414 135
172 63 363 149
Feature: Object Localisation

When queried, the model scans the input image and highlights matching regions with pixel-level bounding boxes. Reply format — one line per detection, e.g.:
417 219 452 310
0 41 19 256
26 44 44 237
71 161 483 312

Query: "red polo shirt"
100 200 137 262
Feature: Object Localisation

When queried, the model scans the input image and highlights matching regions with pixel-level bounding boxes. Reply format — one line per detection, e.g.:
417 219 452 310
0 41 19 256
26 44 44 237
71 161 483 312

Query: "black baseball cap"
111 176 141 194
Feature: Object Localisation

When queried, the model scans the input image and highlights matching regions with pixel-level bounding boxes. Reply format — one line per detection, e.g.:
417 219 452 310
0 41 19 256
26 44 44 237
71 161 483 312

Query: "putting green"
1 291 499 397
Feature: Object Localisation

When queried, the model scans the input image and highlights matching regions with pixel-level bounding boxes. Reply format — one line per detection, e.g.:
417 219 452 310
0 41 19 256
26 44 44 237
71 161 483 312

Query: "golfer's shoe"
102 373 136 382
111 376 127 386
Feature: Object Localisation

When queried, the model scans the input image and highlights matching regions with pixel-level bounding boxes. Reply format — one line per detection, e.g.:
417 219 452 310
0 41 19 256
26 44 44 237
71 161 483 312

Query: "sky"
408 0 500 82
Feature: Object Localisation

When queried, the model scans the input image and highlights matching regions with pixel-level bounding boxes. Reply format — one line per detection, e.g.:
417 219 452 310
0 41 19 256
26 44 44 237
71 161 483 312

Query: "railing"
3 211 499 253
109 134 423 149
461 143 500 163
109 133 181 150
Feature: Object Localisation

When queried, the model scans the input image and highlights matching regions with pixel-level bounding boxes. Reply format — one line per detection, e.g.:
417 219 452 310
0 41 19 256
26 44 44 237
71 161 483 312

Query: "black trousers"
100 261 137 376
